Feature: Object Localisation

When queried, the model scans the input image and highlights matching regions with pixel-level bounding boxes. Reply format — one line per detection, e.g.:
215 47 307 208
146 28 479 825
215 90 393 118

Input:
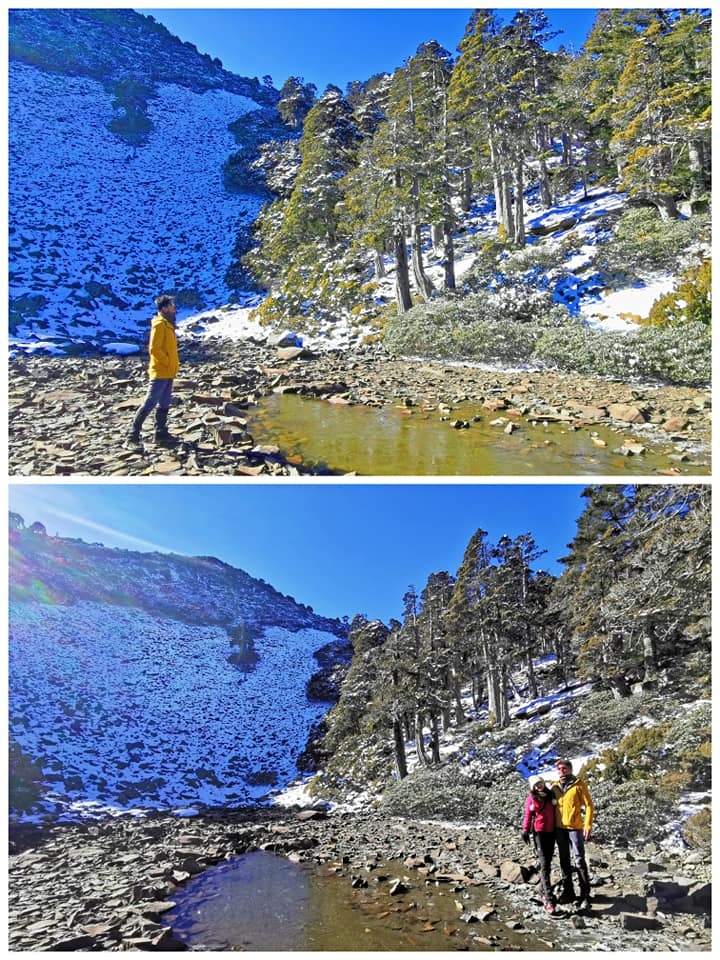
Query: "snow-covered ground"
10 56 691 359
176 185 676 355
9 599 337 822
9 62 263 345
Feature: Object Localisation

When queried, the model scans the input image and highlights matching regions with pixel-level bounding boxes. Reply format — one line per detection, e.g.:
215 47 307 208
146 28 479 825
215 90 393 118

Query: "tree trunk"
688 139 709 202
561 133 572 167
431 223 444 250
608 675 631 699
513 161 526 247
393 229 413 313
472 673 482 710
489 135 513 239
411 223 435 300
460 167 473 213
642 631 658 682
442 220 456 291
487 661 501 724
373 248 386 279
651 194 680 221
538 155 552 208
451 664 465 725
497 665 510 728
429 713 441 764
526 646 539 700
393 717 408 779
414 712 429 766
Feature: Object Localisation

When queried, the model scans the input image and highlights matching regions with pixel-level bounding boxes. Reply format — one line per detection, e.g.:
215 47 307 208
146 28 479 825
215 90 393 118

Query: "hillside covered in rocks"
8 8 283 344
9 515 348 822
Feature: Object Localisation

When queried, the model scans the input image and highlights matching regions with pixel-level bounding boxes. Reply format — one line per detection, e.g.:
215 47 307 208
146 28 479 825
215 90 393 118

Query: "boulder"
663 416 690 433
499 860 531 884
607 403 647 424
620 913 663 931
646 880 689 900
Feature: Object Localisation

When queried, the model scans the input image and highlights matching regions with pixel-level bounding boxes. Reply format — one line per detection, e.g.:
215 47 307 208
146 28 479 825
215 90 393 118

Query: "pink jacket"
522 791 557 833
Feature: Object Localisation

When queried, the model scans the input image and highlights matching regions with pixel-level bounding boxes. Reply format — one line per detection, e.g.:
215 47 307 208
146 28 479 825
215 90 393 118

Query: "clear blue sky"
139 6 599 93
9 482 589 623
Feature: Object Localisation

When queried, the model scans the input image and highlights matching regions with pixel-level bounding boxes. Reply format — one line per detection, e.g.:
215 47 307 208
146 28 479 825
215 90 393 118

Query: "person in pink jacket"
522 774 558 913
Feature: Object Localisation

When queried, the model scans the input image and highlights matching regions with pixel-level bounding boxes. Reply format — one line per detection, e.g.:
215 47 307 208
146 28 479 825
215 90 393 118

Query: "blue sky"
139 6 599 93
9 482 590 623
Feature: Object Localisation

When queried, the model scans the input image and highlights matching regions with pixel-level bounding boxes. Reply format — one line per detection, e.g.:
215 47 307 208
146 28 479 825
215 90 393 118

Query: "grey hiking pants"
556 828 591 897
138 378 174 414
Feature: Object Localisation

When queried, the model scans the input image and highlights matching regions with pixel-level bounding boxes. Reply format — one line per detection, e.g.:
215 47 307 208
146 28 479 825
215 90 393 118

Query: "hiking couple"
521 759 594 915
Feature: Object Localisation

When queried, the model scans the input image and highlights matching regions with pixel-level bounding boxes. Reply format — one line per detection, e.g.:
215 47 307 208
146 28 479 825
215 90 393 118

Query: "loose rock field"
8 808 711 951
8 340 711 476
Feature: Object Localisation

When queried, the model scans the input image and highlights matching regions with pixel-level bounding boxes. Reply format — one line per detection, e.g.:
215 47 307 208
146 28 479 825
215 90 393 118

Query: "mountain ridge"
9 8 278 103
9 513 350 822
9 511 345 637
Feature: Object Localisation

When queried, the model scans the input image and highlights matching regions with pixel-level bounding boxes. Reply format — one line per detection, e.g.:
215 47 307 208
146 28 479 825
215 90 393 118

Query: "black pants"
533 831 556 903
555 828 591 898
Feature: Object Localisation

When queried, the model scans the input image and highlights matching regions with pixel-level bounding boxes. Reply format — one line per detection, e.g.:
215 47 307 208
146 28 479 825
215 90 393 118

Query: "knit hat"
529 774 547 790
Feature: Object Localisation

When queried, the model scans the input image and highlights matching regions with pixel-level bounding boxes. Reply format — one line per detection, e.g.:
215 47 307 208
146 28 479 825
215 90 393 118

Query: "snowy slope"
9 62 264 342
8 524 347 824
10 600 336 822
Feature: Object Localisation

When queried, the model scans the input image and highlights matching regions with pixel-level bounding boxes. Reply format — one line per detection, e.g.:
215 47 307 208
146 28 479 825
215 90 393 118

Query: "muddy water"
163 850 554 951
247 394 706 476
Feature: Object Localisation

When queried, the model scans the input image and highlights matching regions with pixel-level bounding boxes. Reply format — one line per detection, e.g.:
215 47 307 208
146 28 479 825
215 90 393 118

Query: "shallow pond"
163 850 553 951
246 394 707 476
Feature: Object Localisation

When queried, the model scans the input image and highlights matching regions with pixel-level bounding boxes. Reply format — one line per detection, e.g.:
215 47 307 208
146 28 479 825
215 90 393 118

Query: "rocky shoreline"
8 806 711 952
8 337 711 476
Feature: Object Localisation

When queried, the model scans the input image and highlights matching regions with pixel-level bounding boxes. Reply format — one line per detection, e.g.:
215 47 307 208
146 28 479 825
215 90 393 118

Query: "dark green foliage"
556 485 711 688
380 765 520 823
277 76 317 129
590 780 676 845
9 741 46 813
106 79 155 146
224 110 295 196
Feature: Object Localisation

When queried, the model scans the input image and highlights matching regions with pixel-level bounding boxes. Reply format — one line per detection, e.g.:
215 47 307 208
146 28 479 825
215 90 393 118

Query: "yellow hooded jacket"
148 313 179 379
553 776 594 831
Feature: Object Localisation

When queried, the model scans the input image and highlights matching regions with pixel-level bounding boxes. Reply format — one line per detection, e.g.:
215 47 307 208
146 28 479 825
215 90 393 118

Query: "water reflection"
246 394 705 476
164 850 556 951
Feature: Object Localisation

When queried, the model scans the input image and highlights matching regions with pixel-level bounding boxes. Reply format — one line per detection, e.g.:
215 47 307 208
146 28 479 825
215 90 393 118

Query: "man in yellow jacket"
552 759 594 909
128 294 180 447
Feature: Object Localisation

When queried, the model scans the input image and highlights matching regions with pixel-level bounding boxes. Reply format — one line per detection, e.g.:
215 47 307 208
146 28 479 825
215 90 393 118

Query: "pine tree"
277 76 317 129
553 484 710 695
340 88 414 313
450 10 516 240
608 9 711 217
245 86 367 326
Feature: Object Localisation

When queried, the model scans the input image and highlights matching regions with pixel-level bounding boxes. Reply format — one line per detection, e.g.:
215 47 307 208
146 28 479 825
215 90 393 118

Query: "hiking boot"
557 888 576 905
154 408 179 447
127 406 150 446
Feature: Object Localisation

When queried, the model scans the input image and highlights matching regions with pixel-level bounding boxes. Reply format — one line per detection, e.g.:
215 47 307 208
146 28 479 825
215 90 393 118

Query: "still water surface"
163 850 552 951
246 394 706 476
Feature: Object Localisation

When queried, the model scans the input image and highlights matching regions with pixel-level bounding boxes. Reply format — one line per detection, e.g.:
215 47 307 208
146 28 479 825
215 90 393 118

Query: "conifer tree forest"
316 485 710 788
243 7 711 347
